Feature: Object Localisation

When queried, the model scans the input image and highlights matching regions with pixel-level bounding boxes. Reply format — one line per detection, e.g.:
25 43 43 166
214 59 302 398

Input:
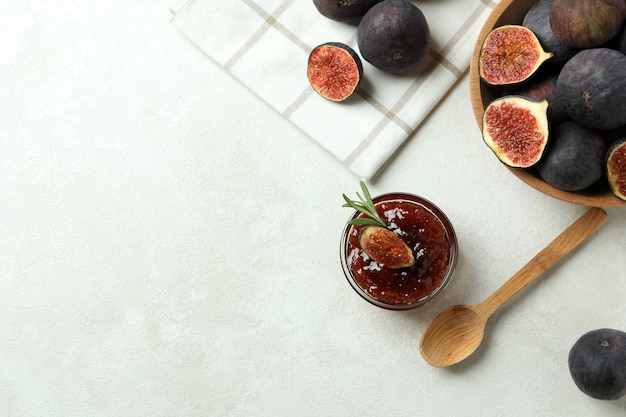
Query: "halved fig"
607 138 626 201
307 42 363 102
479 25 553 86
482 96 550 168
359 226 415 269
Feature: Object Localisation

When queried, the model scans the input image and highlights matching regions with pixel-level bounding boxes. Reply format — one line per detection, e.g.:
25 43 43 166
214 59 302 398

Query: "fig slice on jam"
479 25 553 86
359 226 415 269
342 181 415 269
307 42 363 102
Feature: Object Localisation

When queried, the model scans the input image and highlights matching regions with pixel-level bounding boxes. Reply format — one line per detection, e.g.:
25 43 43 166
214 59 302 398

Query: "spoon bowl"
419 207 608 367
419 305 485 368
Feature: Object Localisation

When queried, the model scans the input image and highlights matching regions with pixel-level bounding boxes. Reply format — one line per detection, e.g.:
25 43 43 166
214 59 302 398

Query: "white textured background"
2 1 626 416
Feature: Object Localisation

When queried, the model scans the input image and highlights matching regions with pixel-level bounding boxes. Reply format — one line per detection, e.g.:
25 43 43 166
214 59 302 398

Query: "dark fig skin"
522 0 578 66
604 124 626 144
550 0 626 48
357 0 431 74
312 0 384 23
557 48 626 131
618 22 626 54
512 73 569 125
568 328 626 400
538 121 607 192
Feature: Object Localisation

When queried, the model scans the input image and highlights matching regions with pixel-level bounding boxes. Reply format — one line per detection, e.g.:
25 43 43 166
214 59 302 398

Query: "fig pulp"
312 0 383 23
606 139 626 201
478 25 553 86
550 0 626 48
568 328 626 400
356 0 431 74
556 48 626 131
359 225 415 269
307 42 363 102
482 96 549 168
537 121 606 192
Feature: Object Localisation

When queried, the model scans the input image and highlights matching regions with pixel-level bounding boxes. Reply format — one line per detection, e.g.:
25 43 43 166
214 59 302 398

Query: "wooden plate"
469 0 626 207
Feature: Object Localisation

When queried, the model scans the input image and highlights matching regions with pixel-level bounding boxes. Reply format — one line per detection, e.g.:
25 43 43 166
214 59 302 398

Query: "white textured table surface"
2 1 626 416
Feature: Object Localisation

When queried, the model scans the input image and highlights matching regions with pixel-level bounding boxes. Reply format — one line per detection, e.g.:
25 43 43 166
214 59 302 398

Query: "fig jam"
341 193 457 310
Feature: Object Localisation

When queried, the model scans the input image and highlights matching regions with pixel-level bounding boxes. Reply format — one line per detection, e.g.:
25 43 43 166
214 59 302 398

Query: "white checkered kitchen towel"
171 0 498 179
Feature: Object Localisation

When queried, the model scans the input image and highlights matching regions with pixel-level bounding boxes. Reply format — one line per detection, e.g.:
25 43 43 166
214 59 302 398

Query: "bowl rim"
468 0 626 208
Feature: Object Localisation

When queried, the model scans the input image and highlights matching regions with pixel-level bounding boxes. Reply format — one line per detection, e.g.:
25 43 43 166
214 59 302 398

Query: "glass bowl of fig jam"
340 192 458 310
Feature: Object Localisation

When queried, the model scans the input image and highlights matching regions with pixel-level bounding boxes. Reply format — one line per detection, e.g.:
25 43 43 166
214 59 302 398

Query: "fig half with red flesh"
359 226 415 269
482 96 550 168
307 42 363 102
479 25 553 86
607 139 626 201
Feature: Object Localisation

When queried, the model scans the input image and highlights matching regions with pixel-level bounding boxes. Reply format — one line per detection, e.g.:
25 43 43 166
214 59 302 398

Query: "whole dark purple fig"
550 0 626 48
522 0 578 66
557 48 626 131
568 328 626 400
357 0 431 74
538 121 606 192
312 0 383 23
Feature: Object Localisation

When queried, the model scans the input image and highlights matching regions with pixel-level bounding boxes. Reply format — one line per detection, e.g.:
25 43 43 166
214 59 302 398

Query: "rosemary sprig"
342 181 387 227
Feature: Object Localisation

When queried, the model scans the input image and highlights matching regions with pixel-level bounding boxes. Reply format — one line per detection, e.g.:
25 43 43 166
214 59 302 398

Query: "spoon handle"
476 207 607 318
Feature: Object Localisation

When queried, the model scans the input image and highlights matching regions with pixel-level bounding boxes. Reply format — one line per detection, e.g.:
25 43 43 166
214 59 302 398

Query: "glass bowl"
340 192 458 310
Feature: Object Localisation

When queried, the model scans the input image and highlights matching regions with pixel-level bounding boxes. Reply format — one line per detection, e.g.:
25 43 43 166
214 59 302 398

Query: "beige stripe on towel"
172 0 497 179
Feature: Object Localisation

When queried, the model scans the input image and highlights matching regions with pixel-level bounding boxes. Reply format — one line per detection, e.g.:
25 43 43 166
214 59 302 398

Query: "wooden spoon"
419 207 607 367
